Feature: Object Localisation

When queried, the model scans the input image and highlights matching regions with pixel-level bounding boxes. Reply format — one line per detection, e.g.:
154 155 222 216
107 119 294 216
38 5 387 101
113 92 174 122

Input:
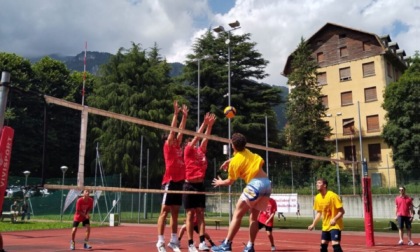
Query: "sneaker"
84 241 92 249
199 242 210 251
168 241 181 252
211 242 232 252
70 240 75 250
398 240 403 245
157 242 167 252
408 241 415 246
188 244 199 252
271 245 276 251
242 245 255 252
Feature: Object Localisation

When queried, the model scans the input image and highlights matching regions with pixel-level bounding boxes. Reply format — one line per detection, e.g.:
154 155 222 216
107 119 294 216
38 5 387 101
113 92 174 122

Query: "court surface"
2 223 420 251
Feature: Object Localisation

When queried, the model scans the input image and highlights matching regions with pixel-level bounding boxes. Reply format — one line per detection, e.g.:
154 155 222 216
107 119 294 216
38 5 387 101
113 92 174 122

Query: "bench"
178 218 222 229
1 211 15 222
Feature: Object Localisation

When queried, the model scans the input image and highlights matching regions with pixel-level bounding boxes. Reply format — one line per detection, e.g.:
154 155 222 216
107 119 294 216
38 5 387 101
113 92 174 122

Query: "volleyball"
224 106 236 119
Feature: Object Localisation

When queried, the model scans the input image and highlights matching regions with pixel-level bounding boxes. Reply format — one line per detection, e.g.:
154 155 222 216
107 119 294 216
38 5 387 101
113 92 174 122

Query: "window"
363 41 371 51
367 115 380 132
387 62 392 78
364 87 377 102
363 62 375 77
340 46 348 57
368 143 381 162
344 145 357 161
317 72 327 85
342 118 355 135
317 52 324 62
339 67 351 81
320 95 328 108
341 91 353 106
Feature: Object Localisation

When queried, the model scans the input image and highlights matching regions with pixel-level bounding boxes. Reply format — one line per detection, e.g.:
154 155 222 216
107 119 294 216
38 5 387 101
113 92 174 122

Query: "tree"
284 38 334 186
180 30 283 179
87 43 186 186
382 52 420 181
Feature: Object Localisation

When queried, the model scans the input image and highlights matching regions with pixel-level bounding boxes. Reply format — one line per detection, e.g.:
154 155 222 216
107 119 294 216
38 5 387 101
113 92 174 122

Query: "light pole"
214 20 241 222
60 165 68 222
23 170 30 187
195 55 212 129
327 112 342 195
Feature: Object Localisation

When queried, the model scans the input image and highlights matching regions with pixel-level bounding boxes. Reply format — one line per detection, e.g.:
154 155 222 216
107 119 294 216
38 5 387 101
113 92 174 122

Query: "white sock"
247 241 253 247
158 235 165 243
171 233 178 243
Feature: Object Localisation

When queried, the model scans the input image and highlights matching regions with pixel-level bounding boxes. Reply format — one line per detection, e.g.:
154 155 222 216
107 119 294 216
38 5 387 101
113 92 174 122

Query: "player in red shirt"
157 100 188 252
183 113 216 251
257 197 277 251
70 189 94 250
395 186 415 245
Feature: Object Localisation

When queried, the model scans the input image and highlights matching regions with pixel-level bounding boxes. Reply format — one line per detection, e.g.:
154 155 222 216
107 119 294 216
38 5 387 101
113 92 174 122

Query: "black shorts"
258 221 273 232
72 219 90 228
162 181 184 206
183 182 205 209
321 229 341 242
397 216 412 229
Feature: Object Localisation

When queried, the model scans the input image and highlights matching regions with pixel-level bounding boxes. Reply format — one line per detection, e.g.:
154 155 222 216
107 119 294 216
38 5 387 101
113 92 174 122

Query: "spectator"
10 201 18 223
395 186 415 246
20 199 30 221
70 189 94 250
296 202 301 217
277 212 286 221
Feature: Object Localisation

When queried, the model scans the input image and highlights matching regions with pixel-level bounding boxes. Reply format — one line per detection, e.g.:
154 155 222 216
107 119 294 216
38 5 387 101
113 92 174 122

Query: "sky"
0 0 419 86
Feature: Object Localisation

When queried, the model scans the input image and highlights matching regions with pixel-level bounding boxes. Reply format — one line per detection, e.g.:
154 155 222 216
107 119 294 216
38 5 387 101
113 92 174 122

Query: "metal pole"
60 172 64 221
334 116 341 195
0 71 11 129
357 101 364 171
138 135 143 223
227 30 233 222
265 116 269 177
387 154 391 194
197 60 201 130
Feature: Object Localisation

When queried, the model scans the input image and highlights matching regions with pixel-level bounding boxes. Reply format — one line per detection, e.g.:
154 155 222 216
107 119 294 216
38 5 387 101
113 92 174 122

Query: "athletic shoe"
199 242 210 251
70 240 75 250
398 240 403 245
157 242 167 252
242 245 255 252
84 241 92 249
188 244 199 252
211 242 232 252
408 240 415 246
168 241 181 252
271 245 276 251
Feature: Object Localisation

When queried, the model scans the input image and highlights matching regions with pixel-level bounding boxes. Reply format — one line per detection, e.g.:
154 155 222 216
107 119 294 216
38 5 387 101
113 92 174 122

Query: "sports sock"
200 235 205 243
332 244 343 252
320 243 328 252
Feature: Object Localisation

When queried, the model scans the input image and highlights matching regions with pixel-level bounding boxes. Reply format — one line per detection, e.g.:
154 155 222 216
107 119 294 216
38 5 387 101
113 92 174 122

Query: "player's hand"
212 176 222 187
330 219 336 226
308 224 314 231
220 159 230 171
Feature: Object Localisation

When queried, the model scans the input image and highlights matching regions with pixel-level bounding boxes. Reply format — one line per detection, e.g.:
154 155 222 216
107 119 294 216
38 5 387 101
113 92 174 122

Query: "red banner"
0 126 15 213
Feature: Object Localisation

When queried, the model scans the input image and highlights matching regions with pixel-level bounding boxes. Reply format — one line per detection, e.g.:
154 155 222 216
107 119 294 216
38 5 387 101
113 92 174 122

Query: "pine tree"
285 38 334 186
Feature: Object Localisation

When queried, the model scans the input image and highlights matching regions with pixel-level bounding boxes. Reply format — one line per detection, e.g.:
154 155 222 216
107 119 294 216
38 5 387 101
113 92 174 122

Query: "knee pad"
332 244 343 252
320 243 328 252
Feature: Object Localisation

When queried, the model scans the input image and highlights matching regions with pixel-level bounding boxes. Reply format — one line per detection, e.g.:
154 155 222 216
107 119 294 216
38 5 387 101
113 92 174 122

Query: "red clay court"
2 223 420 251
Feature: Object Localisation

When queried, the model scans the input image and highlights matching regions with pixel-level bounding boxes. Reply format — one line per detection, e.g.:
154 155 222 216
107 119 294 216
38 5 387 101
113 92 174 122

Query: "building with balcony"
283 23 409 187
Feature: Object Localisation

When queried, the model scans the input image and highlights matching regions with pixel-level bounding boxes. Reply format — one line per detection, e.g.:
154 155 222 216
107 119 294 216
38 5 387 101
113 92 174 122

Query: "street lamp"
327 112 342 195
213 20 241 221
23 170 31 187
60 165 68 222
194 55 212 129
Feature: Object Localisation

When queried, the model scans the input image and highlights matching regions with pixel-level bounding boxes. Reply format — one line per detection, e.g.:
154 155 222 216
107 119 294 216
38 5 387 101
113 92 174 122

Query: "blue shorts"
241 177 272 202
321 229 341 242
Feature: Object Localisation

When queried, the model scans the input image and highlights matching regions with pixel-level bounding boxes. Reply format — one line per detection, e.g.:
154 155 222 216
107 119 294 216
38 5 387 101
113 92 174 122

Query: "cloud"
0 0 418 86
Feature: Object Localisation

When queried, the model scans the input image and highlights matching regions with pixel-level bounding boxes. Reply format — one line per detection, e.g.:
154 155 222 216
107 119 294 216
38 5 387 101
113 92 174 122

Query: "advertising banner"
0 126 15 213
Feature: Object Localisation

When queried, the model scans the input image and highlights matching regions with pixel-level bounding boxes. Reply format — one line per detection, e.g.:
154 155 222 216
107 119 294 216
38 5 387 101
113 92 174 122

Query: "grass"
2 214 419 234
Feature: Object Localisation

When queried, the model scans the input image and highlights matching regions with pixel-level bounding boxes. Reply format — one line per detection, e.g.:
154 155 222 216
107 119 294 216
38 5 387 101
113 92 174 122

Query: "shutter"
341 92 352 106
340 67 351 80
365 87 377 101
363 62 375 76
317 72 327 85
367 115 379 132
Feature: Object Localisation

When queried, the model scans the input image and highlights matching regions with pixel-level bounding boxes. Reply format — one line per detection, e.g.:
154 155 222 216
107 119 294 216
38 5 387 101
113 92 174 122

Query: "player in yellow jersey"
308 178 345 252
